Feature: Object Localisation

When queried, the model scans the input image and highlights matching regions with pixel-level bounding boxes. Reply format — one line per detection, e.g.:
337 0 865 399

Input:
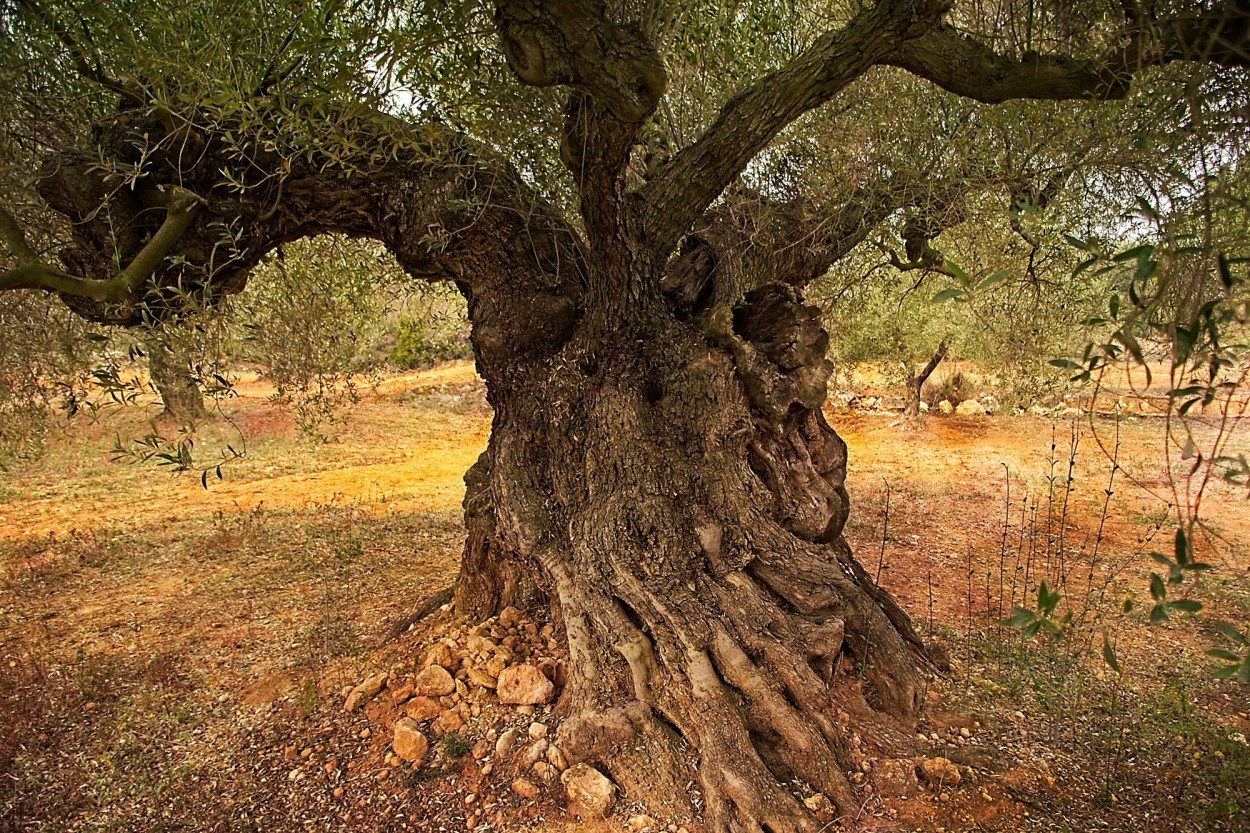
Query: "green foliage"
1101 631 1122 673
817 202 1111 407
390 318 429 370
809 52 1248 408
438 732 470 758
1207 622 1250 682
928 262 1012 305
388 297 472 371
1052 180 1249 678
1145 529 1212 623
0 292 93 465
1002 581 1071 640
233 236 399 434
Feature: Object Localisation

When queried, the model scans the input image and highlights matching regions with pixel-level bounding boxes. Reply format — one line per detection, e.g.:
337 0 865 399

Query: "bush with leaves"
0 291 93 465
232 236 402 434
388 285 472 370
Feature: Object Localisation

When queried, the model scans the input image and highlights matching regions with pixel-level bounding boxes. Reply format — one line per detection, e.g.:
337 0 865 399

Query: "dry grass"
1 361 1248 832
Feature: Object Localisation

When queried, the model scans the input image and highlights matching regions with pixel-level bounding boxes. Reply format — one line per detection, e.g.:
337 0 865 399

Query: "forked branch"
0 187 202 301
636 0 951 258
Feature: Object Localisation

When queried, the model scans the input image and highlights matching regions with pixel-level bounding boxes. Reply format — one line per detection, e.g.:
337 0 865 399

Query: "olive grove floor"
1 361 1247 832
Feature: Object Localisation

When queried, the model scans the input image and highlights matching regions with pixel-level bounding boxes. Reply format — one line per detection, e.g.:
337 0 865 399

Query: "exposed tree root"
379 584 454 645
436 288 939 832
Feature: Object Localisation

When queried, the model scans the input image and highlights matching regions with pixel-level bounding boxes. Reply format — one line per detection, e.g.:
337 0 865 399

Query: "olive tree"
2 0 1248 828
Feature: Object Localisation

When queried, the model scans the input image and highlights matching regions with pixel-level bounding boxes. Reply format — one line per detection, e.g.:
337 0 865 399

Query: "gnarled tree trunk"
464 285 931 830
145 331 208 423
34 125 932 830
16 0 1245 828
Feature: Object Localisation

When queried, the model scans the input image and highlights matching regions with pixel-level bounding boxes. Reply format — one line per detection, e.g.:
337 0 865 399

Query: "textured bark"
454 446 527 621
484 290 929 832
11 2 1248 829
32 121 930 830
888 1 1250 104
494 0 666 124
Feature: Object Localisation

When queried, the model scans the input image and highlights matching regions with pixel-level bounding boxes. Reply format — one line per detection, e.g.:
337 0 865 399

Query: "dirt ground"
2 361 1248 833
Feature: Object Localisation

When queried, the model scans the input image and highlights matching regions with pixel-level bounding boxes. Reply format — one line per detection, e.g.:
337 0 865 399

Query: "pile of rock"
933 398 993 415
344 605 565 720
339 606 644 827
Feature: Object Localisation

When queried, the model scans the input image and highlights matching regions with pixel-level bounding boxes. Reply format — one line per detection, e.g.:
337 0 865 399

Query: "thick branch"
494 0 666 124
636 0 950 258
887 1 1250 104
0 187 200 300
917 341 948 384
682 172 972 309
804 186 912 279
886 247 958 278
903 341 946 420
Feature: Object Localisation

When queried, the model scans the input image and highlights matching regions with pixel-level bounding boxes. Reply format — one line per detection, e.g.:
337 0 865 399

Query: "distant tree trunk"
145 333 207 423
903 340 948 423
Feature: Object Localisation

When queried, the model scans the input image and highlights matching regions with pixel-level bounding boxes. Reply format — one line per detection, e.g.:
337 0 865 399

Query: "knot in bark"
495 0 666 123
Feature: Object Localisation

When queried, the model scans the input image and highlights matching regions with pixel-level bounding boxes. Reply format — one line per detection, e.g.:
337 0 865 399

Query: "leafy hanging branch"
1145 529 1211 623
1048 208 1250 680
0 186 204 300
1207 622 1250 681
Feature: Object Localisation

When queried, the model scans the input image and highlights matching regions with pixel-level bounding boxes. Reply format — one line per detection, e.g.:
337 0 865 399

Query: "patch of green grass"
439 732 470 758
293 677 320 717
1128 505 1172 528
963 622 1250 831
1125 679 1250 828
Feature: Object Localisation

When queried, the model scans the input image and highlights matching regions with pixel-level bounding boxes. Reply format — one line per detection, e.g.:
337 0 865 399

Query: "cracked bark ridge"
458 272 931 831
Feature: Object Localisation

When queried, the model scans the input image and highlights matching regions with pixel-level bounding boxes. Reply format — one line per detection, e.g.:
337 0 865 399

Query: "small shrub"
439 732 470 758
294 678 320 717
924 369 979 406
334 535 364 563
390 316 435 370
389 312 472 370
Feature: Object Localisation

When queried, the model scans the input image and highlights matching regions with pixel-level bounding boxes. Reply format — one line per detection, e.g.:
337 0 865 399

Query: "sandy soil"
2 361 1248 833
